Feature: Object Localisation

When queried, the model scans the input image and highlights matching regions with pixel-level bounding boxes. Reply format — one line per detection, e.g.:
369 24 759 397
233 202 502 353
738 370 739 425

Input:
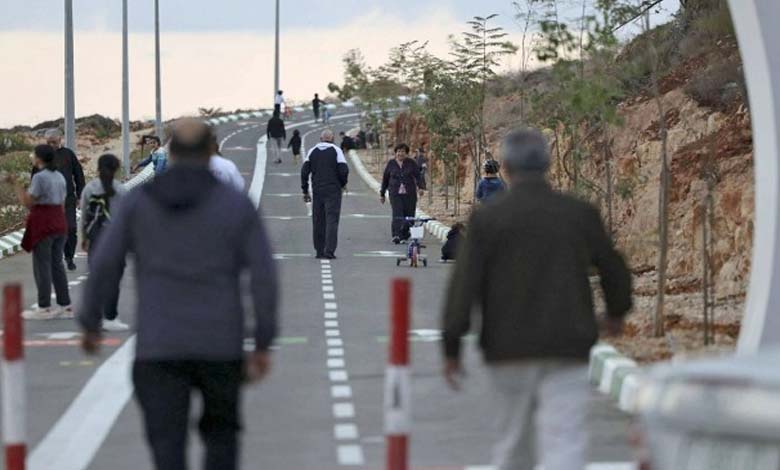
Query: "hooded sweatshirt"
78 166 278 360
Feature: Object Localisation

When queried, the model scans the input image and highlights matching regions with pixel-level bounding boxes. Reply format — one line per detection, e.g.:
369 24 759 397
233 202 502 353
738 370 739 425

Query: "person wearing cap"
441 128 632 470
79 118 278 470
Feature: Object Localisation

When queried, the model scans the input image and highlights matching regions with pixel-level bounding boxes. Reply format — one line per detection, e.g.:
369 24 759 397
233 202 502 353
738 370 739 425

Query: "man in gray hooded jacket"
79 119 278 470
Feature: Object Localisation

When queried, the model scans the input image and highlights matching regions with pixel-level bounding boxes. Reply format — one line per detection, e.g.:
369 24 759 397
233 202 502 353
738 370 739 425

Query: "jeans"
64 198 78 261
488 361 588 470
390 193 417 240
269 137 284 162
133 360 244 470
312 189 343 257
32 235 71 308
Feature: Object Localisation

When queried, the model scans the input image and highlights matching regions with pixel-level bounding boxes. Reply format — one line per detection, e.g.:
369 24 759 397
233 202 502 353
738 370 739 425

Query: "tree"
451 14 517 199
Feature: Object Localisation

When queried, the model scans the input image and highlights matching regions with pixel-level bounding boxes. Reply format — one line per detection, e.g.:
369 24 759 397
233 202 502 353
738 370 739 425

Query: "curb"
588 343 643 413
347 149 452 243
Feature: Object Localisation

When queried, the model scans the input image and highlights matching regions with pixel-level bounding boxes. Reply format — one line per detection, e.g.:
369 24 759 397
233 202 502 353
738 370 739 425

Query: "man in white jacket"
209 134 245 192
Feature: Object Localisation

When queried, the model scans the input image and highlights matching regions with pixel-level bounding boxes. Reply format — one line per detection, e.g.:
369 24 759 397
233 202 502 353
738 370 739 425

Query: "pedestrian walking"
267 111 287 164
79 119 279 470
43 130 85 271
288 129 303 164
380 143 425 244
441 129 632 470
11 144 72 320
301 129 349 259
134 136 168 175
312 93 322 122
322 105 331 124
274 90 285 115
209 133 245 191
476 159 506 203
80 153 129 332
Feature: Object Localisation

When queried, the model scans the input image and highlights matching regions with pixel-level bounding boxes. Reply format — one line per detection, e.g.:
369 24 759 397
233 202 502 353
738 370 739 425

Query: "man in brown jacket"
442 128 632 470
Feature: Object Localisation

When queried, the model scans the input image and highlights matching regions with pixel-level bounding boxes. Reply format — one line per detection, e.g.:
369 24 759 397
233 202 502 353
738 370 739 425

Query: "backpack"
84 194 111 242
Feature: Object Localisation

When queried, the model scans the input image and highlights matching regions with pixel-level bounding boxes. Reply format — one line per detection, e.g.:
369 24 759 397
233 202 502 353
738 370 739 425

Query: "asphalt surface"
0 109 635 469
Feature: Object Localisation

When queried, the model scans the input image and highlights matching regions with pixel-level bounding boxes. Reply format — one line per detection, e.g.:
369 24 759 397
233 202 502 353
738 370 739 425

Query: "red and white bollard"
2 284 26 470
385 278 411 470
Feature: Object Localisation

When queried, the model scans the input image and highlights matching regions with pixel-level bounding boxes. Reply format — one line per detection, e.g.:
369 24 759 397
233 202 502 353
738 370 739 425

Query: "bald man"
79 118 278 470
301 129 350 259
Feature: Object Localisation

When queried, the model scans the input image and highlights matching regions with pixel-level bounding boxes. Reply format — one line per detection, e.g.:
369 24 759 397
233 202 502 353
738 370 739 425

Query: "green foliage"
0 132 32 155
0 151 32 235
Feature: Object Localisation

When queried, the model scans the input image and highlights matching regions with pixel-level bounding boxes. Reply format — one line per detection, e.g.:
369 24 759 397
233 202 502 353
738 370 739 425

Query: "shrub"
684 59 744 110
0 132 32 155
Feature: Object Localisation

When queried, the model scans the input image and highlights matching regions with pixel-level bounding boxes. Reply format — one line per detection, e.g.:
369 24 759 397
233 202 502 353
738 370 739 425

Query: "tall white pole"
273 0 280 106
64 0 76 150
122 0 130 177
154 0 163 139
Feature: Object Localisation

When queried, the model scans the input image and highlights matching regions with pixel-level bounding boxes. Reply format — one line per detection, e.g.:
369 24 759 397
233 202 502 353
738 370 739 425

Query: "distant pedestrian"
267 111 287 164
323 105 331 123
441 128 632 470
288 129 302 164
80 153 129 332
12 144 72 320
43 131 85 271
440 222 464 262
274 90 285 115
312 93 322 122
380 143 425 244
301 129 349 259
79 119 278 470
476 159 505 203
209 133 245 191
134 136 168 175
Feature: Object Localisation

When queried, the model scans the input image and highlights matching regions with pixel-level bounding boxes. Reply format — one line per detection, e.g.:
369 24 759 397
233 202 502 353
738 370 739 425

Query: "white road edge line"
28 337 136 470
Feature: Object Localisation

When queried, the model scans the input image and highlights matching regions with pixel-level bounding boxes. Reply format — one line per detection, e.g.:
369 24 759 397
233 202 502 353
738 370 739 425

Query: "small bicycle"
396 217 434 268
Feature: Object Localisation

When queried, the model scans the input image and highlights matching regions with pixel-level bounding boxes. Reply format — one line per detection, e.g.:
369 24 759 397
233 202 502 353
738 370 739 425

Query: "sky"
0 0 679 128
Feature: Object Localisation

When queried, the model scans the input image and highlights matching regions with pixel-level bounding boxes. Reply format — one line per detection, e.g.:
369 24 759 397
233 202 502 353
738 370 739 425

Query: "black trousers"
390 193 417 240
133 361 243 470
86 247 123 321
313 108 320 121
32 235 71 308
312 189 342 257
64 198 77 261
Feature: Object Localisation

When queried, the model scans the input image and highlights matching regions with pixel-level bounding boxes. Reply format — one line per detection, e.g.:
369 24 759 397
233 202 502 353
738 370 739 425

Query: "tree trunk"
604 131 614 237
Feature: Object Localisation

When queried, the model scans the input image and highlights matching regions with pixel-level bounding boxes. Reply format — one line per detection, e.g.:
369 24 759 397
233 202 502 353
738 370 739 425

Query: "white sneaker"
102 319 130 332
22 306 60 320
57 305 75 319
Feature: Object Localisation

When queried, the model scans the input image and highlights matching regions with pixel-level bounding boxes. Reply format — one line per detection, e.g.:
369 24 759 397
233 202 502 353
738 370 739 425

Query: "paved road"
0 110 635 469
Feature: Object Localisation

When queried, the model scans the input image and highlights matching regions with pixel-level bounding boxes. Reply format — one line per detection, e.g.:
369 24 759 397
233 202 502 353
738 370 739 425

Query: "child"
441 222 465 262
476 159 505 203
288 129 302 164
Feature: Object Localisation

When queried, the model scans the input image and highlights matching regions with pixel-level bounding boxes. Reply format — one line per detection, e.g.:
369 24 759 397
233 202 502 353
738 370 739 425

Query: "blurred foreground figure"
79 118 279 470
442 128 632 470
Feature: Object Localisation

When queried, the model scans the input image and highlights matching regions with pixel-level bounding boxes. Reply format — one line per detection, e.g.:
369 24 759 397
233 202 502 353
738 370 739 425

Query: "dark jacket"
32 146 85 202
476 176 506 203
441 226 462 261
380 158 425 197
340 136 356 153
267 116 286 139
288 134 302 154
78 166 279 361
442 180 632 363
312 98 322 111
301 143 349 194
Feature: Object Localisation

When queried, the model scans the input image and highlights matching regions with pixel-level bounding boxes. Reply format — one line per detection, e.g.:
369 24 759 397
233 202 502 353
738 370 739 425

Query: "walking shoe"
22 306 60 320
66 259 77 271
57 305 75 319
315 253 325 259
102 319 130 332
392 236 401 245
324 254 337 260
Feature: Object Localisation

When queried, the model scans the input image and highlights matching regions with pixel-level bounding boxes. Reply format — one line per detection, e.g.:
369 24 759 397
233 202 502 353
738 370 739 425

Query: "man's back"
443 180 631 362
301 143 349 193
83 167 277 360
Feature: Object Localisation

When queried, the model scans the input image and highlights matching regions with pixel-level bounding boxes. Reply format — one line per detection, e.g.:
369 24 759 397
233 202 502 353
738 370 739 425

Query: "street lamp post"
155 0 163 139
274 0 280 106
122 0 130 177
64 0 76 150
